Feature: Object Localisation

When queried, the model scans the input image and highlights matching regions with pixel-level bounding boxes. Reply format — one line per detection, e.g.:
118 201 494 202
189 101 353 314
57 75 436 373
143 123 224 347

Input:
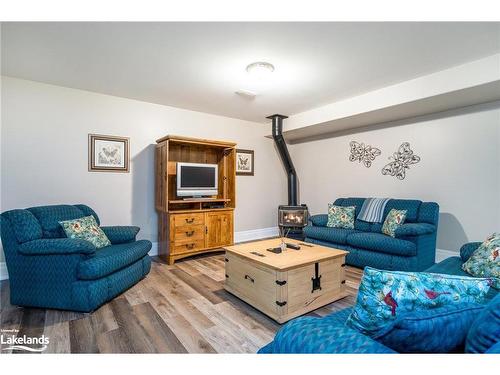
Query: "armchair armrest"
394 223 436 238
309 214 328 227
19 238 96 256
460 242 482 262
101 226 140 244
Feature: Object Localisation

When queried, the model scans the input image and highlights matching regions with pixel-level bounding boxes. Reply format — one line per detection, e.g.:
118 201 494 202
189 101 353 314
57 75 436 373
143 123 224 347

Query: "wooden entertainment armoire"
155 135 236 265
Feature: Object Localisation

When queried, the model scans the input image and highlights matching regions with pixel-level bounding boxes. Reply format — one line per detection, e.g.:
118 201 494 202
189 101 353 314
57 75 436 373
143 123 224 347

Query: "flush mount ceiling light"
246 61 275 75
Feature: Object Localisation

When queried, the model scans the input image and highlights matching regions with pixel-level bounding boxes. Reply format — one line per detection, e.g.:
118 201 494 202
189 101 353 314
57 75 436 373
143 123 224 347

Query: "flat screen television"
176 162 218 197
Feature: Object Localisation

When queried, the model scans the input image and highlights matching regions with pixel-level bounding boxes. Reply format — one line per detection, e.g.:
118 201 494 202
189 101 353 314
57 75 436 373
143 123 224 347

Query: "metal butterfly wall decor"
349 141 381 168
381 142 420 180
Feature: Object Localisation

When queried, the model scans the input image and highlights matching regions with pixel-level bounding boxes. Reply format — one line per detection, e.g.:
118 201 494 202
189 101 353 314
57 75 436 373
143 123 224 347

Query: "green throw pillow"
327 204 355 229
382 209 407 237
59 215 111 249
462 233 500 289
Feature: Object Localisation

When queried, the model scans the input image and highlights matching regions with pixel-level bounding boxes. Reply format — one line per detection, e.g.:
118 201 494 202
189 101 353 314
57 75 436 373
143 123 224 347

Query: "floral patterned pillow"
327 204 355 229
346 267 492 337
381 209 407 237
59 215 111 249
462 233 500 289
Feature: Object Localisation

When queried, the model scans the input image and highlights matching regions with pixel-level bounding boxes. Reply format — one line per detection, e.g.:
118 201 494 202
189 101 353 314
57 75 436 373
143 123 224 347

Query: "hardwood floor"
0 253 362 354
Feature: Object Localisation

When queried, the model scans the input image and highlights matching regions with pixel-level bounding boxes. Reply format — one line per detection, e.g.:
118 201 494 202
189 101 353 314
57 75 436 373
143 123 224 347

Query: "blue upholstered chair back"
0 204 99 262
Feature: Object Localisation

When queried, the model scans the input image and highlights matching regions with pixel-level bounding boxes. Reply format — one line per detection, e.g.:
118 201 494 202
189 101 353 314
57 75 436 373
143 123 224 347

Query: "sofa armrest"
309 214 328 227
19 238 96 256
101 226 140 244
394 223 436 238
460 242 482 262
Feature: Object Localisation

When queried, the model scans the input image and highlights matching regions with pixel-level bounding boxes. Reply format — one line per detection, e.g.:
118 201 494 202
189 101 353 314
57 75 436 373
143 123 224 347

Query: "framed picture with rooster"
236 149 254 176
88 134 130 172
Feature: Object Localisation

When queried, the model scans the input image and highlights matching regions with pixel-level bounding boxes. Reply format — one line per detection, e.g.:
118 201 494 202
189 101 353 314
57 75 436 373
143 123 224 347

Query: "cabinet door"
205 211 233 248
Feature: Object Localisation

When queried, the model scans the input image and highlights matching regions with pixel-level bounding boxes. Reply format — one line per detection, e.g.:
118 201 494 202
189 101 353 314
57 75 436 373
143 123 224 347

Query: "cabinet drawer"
225 253 278 316
174 224 205 242
172 239 205 254
173 213 204 227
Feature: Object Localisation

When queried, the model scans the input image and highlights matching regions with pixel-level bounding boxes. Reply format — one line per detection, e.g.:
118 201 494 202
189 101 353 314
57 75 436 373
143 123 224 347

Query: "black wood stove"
268 114 309 240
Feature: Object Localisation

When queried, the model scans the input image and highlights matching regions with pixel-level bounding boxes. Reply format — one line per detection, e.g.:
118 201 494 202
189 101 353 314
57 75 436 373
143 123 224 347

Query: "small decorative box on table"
223 238 348 324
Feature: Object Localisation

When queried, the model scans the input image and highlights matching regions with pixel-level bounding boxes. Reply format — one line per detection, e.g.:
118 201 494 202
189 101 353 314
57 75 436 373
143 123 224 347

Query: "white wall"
290 102 500 253
0 77 287 264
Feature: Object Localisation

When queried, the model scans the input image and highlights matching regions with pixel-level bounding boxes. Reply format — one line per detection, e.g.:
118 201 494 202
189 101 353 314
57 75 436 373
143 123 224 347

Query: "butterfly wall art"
348 141 381 168
381 142 420 180
236 149 254 176
88 134 130 172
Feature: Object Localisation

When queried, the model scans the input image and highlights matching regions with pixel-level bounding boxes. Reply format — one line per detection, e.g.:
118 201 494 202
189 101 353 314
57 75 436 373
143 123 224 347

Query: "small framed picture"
88 134 130 173
236 149 254 176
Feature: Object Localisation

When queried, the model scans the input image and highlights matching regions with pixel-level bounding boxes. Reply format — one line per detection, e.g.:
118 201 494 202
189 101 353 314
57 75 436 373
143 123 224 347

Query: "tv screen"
177 162 218 197
180 165 216 188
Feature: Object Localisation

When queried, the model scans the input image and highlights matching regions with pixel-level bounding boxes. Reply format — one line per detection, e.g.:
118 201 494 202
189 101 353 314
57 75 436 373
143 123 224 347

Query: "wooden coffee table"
223 238 348 323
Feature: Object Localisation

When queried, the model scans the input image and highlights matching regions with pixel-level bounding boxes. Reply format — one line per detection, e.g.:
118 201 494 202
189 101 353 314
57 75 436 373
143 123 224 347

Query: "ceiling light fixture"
235 89 257 99
246 61 275 76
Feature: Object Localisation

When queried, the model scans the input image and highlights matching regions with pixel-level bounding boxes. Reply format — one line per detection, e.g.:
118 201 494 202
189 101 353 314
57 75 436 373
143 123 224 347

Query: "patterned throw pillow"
327 204 355 229
462 233 500 289
381 209 407 237
59 215 111 249
346 267 492 337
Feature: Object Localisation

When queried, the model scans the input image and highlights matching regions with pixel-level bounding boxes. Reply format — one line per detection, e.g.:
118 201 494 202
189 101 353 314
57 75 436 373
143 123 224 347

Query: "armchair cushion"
465 292 500 353
394 223 436 238
28 204 89 238
346 232 416 256
2 209 42 243
304 226 357 245
460 242 482 262
77 239 151 280
375 303 484 353
59 216 111 249
19 238 96 255
101 226 140 244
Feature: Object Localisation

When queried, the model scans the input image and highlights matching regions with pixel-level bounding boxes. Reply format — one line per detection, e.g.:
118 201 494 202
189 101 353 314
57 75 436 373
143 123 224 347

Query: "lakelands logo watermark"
1 329 49 352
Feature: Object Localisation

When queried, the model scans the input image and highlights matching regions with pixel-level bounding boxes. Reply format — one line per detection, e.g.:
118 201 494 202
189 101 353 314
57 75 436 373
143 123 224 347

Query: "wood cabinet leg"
167 256 175 265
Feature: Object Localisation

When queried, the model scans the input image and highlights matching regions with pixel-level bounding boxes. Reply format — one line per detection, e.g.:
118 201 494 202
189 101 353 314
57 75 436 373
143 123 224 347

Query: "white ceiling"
2 22 500 123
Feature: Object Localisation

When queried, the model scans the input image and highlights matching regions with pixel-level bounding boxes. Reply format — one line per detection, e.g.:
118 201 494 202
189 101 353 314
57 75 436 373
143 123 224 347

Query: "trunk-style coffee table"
223 238 348 324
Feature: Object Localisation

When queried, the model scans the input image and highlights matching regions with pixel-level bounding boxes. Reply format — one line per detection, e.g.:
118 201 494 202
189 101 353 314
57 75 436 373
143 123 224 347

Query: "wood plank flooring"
0 253 362 354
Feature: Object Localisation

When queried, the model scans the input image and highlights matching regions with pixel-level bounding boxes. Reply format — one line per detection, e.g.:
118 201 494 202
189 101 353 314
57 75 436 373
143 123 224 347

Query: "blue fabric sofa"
304 198 439 272
259 242 499 354
0 204 151 312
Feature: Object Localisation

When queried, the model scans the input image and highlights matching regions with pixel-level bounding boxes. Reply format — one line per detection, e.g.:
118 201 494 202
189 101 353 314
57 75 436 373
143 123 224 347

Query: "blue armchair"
0 204 151 312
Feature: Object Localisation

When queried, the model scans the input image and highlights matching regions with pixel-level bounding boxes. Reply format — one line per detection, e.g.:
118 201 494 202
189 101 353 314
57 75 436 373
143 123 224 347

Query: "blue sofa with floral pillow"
304 197 439 272
0 204 152 312
259 242 499 354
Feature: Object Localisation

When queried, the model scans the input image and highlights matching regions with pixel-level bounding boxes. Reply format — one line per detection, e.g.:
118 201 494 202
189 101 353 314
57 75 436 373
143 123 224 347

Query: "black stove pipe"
267 114 298 206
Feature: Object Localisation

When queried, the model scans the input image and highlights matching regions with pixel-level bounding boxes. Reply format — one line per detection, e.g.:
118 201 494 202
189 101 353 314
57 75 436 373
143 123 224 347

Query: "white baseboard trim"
234 226 279 244
0 262 8 281
148 226 279 257
435 248 459 263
